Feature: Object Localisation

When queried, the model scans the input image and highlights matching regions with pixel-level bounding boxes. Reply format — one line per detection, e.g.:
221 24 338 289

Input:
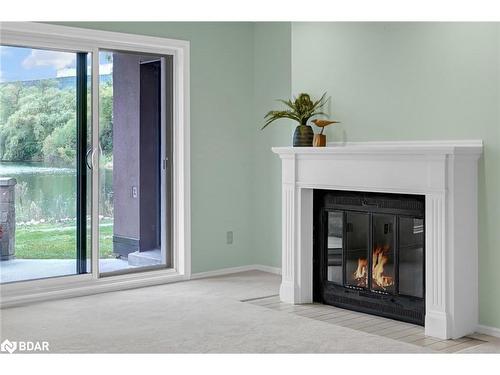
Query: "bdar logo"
1 339 17 354
0 339 49 353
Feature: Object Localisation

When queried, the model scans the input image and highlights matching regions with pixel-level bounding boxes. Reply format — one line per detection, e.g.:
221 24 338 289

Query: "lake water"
0 162 113 222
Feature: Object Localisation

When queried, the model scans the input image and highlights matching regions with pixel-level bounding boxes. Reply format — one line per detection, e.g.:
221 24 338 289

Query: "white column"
279 155 297 303
280 171 314 304
297 188 313 303
424 192 449 339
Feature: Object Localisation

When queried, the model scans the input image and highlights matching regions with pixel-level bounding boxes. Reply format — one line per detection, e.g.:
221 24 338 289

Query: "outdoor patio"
0 258 132 283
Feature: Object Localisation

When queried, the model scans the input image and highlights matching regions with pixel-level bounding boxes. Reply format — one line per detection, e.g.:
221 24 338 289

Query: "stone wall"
0 177 16 260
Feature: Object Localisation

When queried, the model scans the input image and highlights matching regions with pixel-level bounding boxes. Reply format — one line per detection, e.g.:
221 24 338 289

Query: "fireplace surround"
272 141 483 339
313 189 425 325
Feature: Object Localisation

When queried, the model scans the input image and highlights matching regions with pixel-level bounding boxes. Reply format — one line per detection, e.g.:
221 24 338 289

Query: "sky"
0 46 112 83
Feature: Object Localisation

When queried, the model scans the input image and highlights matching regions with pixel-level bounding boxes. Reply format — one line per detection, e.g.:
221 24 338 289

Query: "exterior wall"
139 61 161 252
113 54 164 254
112 52 141 248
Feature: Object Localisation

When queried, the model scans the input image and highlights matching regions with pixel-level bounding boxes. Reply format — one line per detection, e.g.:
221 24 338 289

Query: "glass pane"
98 50 114 271
98 50 167 274
0 45 83 282
372 214 395 293
345 212 369 288
326 211 343 284
399 217 424 298
86 54 92 272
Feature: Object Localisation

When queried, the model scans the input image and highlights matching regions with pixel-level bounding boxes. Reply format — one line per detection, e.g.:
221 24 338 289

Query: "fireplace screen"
327 211 343 285
399 217 424 298
314 190 425 325
371 214 395 293
345 212 369 288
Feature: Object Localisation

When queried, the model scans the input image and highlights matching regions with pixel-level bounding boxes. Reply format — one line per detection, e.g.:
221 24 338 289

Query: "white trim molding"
191 265 281 280
272 140 483 340
253 264 282 275
0 22 191 304
476 324 500 338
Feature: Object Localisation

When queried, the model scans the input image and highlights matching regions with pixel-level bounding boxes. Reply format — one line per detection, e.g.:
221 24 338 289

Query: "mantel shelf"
272 140 483 157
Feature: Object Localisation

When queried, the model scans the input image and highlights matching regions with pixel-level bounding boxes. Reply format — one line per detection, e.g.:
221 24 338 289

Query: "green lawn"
15 220 115 259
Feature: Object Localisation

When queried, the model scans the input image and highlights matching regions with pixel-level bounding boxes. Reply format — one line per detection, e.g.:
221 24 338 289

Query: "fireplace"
272 141 482 339
313 190 425 325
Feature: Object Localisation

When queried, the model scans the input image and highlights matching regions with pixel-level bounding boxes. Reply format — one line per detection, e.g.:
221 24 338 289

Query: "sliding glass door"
0 45 91 282
0 42 173 283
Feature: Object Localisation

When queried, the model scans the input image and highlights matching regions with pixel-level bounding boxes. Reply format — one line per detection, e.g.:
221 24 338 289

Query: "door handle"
92 147 99 170
86 147 99 170
384 223 393 234
86 148 93 169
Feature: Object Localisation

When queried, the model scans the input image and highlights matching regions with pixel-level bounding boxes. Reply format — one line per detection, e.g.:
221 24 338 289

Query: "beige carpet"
1 271 498 353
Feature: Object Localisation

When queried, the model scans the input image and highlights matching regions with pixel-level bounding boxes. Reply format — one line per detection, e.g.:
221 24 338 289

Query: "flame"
352 258 368 287
352 246 394 290
372 246 394 290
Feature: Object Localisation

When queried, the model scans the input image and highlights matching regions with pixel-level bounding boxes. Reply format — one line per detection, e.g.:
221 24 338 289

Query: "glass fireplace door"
326 211 343 285
398 217 424 298
314 189 426 326
345 212 369 288
371 214 396 293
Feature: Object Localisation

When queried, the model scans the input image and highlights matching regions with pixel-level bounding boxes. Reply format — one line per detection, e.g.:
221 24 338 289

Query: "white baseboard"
476 324 500 338
252 264 281 275
191 264 281 280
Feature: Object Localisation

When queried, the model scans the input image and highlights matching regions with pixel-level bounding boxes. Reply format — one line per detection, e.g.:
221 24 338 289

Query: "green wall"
290 23 500 329
252 23 292 267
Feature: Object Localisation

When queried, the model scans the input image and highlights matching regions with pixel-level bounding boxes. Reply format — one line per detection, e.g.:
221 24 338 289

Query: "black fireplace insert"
313 190 425 326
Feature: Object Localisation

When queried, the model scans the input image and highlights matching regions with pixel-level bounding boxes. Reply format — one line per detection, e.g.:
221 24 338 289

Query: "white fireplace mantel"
272 140 483 339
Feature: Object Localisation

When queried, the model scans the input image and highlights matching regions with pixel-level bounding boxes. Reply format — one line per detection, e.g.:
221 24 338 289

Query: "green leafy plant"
261 92 329 130
0 78 114 166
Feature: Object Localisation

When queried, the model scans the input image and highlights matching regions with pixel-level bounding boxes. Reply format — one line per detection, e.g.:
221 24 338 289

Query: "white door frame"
0 22 191 307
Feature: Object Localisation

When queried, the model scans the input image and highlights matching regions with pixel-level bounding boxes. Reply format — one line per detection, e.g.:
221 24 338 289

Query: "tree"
99 82 113 156
0 80 75 162
42 118 77 165
0 77 113 166
0 83 22 124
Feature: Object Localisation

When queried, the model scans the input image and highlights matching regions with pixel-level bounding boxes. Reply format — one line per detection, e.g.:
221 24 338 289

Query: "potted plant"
261 93 335 147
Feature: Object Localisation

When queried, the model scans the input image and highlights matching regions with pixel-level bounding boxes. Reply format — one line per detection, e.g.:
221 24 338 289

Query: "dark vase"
293 125 314 147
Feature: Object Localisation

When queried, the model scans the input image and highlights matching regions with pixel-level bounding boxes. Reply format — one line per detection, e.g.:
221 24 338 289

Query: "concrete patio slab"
0 258 130 283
